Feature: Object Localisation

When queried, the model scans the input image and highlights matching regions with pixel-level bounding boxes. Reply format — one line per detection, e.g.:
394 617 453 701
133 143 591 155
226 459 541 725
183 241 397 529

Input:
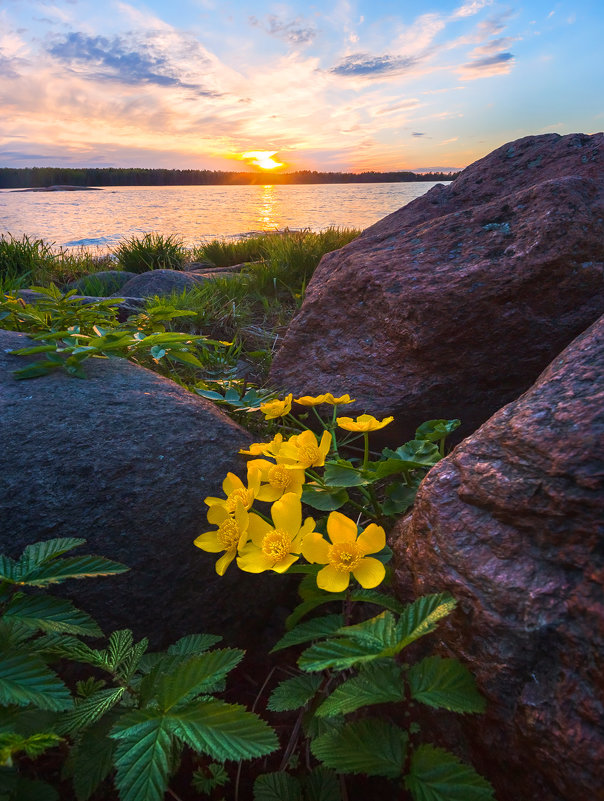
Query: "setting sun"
241 151 284 170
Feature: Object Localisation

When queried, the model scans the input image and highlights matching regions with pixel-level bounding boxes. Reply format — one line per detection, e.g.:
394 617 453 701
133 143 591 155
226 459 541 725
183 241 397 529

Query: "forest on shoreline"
0 166 458 189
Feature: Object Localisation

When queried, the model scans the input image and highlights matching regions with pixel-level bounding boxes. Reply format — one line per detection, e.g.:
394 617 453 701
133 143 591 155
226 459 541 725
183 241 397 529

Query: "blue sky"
0 0 601 171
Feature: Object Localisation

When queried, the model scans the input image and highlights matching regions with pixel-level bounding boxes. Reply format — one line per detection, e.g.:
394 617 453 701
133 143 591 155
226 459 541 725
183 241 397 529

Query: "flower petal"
317 564 350 593
223 472 244 495
237 546 274 573
352 557 386 589
207 505 229 525
215 549 237 576
357 524 386 555
327 511 358 544
248 513 272 546
271 554 300 573
271 492 301 534
300 532 330 564
193 531 224 553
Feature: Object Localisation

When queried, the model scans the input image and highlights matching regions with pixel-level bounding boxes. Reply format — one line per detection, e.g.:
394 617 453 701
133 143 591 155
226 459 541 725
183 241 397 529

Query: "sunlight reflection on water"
0 182 444 253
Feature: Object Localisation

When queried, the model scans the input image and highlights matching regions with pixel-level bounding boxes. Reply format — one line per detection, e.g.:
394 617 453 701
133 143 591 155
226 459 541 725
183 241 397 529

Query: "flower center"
225 488 254 512
328 542 362 573
261 529 292 563
217 518 241 550
268 464 293 490
299 444 320 467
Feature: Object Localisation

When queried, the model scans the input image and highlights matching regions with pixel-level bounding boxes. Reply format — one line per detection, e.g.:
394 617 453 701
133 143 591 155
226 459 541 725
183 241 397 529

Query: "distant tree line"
0 167 458 189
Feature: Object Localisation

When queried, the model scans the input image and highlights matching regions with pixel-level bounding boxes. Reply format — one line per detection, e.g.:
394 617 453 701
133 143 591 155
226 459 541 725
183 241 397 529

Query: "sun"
241 151 284 170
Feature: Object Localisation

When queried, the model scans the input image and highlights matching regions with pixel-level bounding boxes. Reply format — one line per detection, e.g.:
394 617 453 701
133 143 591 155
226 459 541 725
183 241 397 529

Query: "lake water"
0 182 443 253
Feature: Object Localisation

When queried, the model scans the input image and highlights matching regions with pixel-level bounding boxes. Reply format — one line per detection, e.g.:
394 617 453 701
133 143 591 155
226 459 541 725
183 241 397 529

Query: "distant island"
0 167 458 189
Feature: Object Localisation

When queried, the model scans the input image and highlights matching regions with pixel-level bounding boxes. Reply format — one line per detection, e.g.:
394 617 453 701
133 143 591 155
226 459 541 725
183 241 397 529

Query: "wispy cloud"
452 0 494 19
249 15 317 46
330 52 418 77
459 50 514 78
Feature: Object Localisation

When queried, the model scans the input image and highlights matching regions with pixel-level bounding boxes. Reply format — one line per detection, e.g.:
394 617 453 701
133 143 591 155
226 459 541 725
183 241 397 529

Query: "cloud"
374 98 421 116
459 50 514 78
249 15 317 45
47 31 218 94
330 52 418 77
412 131 426 136
452 0 493 19
0 53 20 78
471 36 516 56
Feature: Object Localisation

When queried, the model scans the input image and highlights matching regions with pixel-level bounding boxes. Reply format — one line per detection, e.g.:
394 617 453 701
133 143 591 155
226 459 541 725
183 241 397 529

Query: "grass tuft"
114 233 187 273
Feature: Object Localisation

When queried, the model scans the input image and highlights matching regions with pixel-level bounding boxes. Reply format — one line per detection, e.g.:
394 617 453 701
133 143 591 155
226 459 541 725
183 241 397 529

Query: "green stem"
362 433 369 469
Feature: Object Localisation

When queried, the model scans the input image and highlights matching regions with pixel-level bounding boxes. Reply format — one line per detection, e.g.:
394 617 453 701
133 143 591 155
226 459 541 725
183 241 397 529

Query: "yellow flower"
194 500 250 576
205 466 261 521
301 511 386 592
237 492 316 574
336 414 394 433
277 429 332 469
248 458 306 502
239 433 284 459
260 393 293 420
294 393 356 406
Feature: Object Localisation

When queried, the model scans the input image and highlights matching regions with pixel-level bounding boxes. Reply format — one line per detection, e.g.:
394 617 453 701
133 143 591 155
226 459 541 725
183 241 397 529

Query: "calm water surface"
0 182 442 253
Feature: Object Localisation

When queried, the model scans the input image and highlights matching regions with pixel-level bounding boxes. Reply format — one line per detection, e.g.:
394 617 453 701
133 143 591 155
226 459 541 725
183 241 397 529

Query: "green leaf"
106 630 134 671
298 638 382 672
311 718 407 779
57 687 126 734
112 713 173 801
17 555 129 587
301 485 349 512
337 611 399 650
271 615 344 653
166 349 204 368
3 595 101 637
0 557 18 584
394 594 457 653
0 651 72 711
117 636 149 683
285 598 345 630
415 419 461 442
164 699 278 761
254 772 302 801
0 731 61 762
347 588 404 613
323 461 365 488
153 650 244 711
194 389 225 401
405 745 495 801
167 633 222 655
381 482 418 516
70 714 117 801
303 767 341 801
267 674 323 712
315 660 405 717
407 656 486 714
17 539 85 573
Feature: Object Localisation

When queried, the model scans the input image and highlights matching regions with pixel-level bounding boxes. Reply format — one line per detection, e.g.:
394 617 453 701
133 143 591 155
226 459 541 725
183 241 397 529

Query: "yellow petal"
193 531 224 553
271 492 301 535
325 393 355 405
248 513 272 546
357 523 386 555
247 464 262 493
292 516 316 550
300 532 330 564
317 564 351 593
237 545 274 573
352 557 386 589
207 504 229 525
327 511 358 544
271 554 300 573
294 394 327 406
256 484 283 502
215 549 237 576
318 430 332 460
223 472 244 495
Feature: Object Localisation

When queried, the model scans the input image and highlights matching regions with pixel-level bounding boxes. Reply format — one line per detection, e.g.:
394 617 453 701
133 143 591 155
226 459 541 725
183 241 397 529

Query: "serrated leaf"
347 589 405 613
311 718 407 778
315 660 404 718
0 652 72 711
405 745 495 801
165 699 278 761
254 771 302 801
336 611 398 651
0 556 18 584
57 687 126 734
267 674 323 712
70 713 118 801
153 650 244 711
407 656 486 714
167 633 222 655
17 539 85 574
117 637 149 683
17 555 129 587
271 615 344 653
285 597 345 630
113 714 173 801
0 731 61 761
298 638 382 672
303 767 341 801
3 595 101 637
394 594 457 653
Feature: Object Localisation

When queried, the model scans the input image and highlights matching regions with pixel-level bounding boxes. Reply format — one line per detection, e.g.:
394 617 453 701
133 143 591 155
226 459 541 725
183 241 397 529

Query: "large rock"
391 315 604 801
270 132 604 439
0 329 287 648
114 268 235 298
67 270 138 295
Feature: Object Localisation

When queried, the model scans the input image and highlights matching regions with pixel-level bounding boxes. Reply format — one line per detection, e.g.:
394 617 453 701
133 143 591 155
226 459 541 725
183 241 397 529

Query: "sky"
0 0 601 172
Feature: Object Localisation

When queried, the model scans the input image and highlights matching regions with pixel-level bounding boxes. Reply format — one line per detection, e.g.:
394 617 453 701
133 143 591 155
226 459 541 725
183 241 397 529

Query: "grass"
114 232 187 273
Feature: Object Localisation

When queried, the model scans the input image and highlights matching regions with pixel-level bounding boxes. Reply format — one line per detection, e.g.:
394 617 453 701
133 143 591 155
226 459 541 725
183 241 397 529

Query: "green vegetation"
114 232 187 273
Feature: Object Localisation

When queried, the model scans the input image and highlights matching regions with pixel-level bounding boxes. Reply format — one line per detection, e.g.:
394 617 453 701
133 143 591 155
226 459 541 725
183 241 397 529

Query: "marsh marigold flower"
278 429 332 469
294 393 356 406
204 466 261 521
301 511 386 592
248 458 305 502
194 499 250 576
237 492 316 574
336 414 394 433
239 433 284 459
260 393 293 420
